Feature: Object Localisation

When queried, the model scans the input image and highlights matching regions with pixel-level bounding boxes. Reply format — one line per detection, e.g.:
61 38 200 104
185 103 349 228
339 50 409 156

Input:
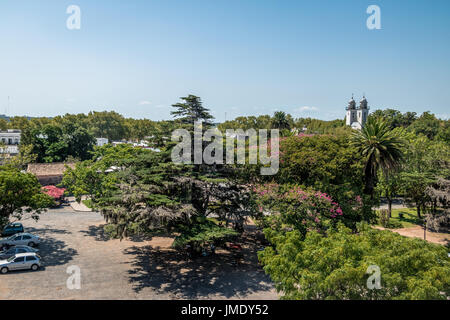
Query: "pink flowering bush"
253 183 343 238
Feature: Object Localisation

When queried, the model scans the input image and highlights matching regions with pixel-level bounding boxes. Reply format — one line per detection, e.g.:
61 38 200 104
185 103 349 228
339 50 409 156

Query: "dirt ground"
390 226 449 246
0 207 278 300
374 225 449 246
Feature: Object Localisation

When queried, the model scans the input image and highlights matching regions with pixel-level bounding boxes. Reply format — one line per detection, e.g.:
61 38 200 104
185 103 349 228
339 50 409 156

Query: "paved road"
0 207 277 300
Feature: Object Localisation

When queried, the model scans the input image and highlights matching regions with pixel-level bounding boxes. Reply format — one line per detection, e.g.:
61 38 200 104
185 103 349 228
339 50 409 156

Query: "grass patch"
82 199 93 209
376 208 422 228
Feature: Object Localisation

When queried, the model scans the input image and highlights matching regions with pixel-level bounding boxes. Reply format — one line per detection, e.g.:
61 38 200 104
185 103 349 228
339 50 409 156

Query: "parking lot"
0 207 277 300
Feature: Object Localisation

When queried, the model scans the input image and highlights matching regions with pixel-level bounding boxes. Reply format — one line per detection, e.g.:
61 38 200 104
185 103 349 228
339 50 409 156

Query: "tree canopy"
259 223 449 300
0 166 53 228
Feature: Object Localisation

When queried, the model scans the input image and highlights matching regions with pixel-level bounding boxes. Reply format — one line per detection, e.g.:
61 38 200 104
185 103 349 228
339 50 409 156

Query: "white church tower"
346 95 357 126
346 95 369 130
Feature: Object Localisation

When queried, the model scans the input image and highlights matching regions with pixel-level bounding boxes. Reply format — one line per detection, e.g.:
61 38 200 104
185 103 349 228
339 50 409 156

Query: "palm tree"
271 111 291 130
351 117 406 198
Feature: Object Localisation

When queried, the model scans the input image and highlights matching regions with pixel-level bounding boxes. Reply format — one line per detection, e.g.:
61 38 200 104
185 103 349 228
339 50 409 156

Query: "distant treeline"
1 108 448 145
219 109 449 142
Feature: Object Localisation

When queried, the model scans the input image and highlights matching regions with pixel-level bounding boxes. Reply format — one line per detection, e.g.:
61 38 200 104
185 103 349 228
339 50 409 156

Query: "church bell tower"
346 95 369 130
346 95 356 126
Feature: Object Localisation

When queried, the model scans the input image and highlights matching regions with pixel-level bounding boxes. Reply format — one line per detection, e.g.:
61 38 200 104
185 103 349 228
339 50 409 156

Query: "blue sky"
0 0 449 121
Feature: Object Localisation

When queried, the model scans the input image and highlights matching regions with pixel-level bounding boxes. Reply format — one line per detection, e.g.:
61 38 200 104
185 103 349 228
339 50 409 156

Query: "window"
25 256 37 262
14 257 25 263
13 236 22 241
22 235 31 240
17 249 27 253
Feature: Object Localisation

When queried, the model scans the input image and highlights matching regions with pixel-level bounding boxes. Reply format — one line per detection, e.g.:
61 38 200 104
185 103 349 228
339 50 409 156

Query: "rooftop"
27 162 75 176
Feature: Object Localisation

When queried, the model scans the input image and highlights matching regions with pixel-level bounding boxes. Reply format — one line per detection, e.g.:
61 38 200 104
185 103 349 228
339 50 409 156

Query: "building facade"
346 96 369 130
0 129 21 156
0 129 21 145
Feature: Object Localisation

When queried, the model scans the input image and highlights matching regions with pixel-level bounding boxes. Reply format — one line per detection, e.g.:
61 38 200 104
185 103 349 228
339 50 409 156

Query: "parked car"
0 245 39 260
1 223 24 237
0 233 41 250
0 253 41 274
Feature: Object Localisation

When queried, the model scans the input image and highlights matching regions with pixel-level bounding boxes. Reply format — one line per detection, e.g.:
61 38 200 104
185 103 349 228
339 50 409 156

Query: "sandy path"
375 225 449 246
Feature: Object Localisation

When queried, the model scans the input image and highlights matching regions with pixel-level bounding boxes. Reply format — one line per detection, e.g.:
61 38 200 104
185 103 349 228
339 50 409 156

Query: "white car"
0 252 41 274
0 233 41 250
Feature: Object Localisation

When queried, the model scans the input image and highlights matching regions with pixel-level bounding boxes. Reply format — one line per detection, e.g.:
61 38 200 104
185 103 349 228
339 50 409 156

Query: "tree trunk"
364 167 375 196
416 205 421 219
387 197 392 218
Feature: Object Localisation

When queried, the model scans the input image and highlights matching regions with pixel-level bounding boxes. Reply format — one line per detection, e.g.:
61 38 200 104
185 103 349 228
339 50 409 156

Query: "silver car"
0 245 39 260
0 233 41 250
0 252 41 274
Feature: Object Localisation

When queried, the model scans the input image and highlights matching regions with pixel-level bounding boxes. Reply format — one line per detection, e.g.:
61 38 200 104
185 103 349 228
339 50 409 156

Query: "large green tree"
62 137 250 253
375 170 401 217
22 124 95 163
64 126 96 161
171 95 215 170
409 111 441 140
0 166 53 227
86 111 128 142
92 150 249 252
351 118 406 196
171 95 214 128
277 133 372 225
399 134 450 218
369 109 417 129
271 111 292 130
259 222 449 300
61 144 146 202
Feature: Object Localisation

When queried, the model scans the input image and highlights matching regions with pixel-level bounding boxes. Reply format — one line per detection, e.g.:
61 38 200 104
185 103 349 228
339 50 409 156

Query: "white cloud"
138 100 151 105
296 106 319 112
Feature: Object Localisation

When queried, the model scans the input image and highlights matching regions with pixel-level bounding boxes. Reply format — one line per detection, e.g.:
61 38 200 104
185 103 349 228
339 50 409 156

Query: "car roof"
12 233 34 237
15 252 38 258
7 223 22 226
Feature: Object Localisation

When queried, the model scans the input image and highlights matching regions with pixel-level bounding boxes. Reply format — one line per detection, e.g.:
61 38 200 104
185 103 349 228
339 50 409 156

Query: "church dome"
359 96 368 109
347 96 356 110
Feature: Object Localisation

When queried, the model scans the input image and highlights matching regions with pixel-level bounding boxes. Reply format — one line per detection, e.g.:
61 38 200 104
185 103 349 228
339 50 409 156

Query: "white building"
346 95 369 130
96 137 109 147
0 145 19 155
0 129 21 145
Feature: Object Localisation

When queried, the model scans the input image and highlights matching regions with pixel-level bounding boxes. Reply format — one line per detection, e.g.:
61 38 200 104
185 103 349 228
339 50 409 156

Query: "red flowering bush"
253 183 343 238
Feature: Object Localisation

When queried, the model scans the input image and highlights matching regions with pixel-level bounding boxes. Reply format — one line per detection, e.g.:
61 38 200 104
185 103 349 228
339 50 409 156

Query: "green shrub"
172 219 237 251
259 222 450 300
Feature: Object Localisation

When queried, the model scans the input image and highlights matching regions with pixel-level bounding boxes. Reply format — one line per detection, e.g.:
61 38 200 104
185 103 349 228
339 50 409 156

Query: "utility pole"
7 96 10 115
423 216 427 241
